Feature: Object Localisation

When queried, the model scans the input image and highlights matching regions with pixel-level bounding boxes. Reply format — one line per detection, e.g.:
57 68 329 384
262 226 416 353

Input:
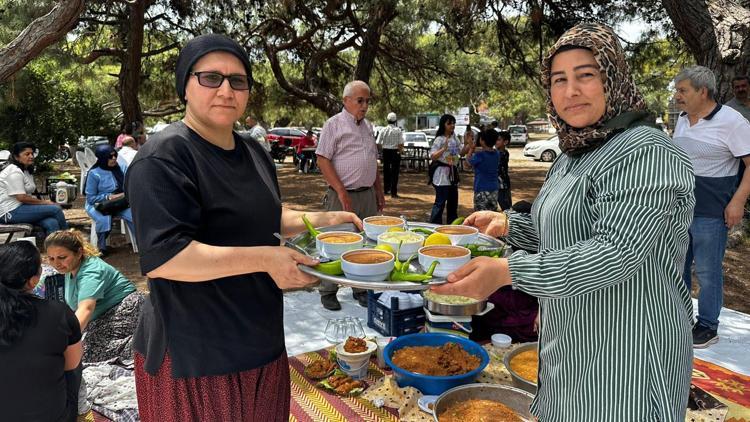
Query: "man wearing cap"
316 80 385 310
377 112 404 198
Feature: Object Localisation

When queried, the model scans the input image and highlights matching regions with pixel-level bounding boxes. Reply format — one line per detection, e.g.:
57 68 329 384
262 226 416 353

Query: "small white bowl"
418 245 471 278
434 225 479 246
491 333 512 349
377 231 425 260
341 249 395 281
363 216 405 241
335 340 377 379
316 231 364 259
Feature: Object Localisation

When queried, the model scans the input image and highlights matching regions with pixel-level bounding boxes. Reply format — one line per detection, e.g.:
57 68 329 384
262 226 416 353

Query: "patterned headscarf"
541 23 647 156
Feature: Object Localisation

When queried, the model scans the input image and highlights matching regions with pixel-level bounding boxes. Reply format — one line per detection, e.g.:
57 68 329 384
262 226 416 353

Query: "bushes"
0 65 115 160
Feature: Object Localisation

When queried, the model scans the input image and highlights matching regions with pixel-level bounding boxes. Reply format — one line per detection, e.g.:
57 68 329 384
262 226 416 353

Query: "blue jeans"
683 217 727 330
4 204 69 235
430 185 458 224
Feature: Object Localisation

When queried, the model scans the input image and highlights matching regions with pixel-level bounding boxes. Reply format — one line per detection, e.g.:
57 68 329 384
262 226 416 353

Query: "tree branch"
0 0 85 82
142 42 179 57
79 48 126 64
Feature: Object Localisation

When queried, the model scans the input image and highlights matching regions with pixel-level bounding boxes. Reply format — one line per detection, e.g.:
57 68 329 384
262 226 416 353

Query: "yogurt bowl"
363 216 405 241
341 249 395 281
418 245 471 278
377 231 425 260
316 231 364 259
434 225 479 246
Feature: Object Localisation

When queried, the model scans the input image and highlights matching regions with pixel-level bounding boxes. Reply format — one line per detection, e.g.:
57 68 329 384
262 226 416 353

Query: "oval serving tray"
289 222 506 292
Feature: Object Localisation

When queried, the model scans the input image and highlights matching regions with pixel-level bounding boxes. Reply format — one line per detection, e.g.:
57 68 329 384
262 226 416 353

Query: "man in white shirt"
117 136 138 171
376 112 404 198
245 116 270 152
673 66 750 348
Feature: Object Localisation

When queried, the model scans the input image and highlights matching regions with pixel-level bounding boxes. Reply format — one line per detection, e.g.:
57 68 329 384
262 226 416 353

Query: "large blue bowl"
383 333 489 395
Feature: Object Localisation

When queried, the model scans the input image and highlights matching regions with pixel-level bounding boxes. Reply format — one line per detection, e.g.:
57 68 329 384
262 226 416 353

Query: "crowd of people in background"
1 25 749 422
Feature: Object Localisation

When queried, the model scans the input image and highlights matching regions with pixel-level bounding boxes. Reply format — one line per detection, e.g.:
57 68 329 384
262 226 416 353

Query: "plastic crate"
367 291 425 337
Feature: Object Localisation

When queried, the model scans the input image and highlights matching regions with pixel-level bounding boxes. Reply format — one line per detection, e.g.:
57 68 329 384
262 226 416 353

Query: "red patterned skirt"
134 352 290 422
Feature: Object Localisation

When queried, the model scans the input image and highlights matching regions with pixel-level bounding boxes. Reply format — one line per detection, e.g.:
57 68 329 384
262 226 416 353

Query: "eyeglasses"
190 71 251 90
347 96 373 105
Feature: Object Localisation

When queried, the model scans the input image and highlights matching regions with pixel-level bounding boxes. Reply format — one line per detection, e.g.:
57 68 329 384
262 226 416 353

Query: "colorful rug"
692 358 750 422
288 349 399 422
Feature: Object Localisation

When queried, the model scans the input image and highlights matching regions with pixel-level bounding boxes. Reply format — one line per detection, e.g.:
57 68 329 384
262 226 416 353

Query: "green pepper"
410 228 434 236
302 214 320 238
314 259 343 275
466 243 505 258
450 216 466 225
388 260 439 283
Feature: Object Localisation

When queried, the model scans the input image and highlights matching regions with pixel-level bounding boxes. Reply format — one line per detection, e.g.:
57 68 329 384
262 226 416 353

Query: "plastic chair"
89 218 138 253
76 151 92 196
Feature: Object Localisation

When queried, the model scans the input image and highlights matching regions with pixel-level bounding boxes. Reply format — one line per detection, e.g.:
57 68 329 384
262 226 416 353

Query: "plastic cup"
375 337 394 368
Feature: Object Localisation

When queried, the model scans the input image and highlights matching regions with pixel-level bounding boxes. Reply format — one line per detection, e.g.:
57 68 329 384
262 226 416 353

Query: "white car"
403 132 430 148
523 136 561 162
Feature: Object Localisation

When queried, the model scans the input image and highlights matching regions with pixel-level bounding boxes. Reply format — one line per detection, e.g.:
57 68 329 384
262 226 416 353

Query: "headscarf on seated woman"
92 144 125 192
541 22 649 156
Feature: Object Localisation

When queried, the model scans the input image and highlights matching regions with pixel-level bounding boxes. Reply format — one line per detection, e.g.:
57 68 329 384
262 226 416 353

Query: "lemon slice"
387 227 405 232
374 244 395 254
424 232 451 246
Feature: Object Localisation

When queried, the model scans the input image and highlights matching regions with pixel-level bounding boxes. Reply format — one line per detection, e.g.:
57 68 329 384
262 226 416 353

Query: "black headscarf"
93 144 124 192
175 33 253 104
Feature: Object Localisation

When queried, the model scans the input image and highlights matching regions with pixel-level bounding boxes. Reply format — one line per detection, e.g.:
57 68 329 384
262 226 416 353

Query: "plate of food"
317 371 369 397
288 215 507 291
303 359 337 380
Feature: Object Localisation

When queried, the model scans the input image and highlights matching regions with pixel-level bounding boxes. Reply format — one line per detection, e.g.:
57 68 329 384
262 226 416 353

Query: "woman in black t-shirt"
0 241 82 422
125 35 361 421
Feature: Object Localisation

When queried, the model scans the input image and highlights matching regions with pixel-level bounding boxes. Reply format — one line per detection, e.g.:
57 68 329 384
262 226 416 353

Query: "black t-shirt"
125 121 284 378
0 297 81 421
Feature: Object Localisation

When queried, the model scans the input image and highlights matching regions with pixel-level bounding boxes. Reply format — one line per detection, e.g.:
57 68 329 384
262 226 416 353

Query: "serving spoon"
273 232 332 263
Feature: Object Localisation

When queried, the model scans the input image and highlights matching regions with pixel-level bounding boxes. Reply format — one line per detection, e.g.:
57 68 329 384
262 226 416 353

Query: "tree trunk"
353 1 398 84
0 0 85 83
663 0 750 102
118 0 147 125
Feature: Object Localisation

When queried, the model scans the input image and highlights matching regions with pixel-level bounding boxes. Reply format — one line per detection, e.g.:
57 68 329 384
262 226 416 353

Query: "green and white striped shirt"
507 126 695 421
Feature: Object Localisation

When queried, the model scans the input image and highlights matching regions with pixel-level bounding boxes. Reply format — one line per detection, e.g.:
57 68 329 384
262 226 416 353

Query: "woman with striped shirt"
433 23 694 421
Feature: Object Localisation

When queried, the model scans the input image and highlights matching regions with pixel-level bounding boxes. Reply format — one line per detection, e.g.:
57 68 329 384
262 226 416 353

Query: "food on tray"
379 231 424 244
420 245 469 258
391 342 480 376
343 336 367 353
424 232 452 246
342 250 392 264
436 225 477 235
438 399 522 422
365 216 404 226
304 359 336 379
319 373 366 396
318 233 362 244
509 349 539 384
423 290 478 305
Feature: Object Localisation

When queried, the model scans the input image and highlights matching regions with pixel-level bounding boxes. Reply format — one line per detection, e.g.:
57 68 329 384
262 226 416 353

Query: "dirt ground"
53 145 750 314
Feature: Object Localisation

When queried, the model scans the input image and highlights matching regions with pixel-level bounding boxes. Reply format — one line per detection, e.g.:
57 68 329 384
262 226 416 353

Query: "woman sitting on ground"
45 229 142 362
84 144 134 256
0 142 69 234
0 241 82 422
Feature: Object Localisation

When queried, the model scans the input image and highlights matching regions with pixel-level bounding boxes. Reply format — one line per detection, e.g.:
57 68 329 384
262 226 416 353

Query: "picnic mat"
692 358 750 422
290 345 750 422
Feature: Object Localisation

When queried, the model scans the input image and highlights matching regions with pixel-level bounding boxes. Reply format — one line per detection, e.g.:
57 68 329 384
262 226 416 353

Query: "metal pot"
423 293 488 316
432 383 534 421
503 342 538 394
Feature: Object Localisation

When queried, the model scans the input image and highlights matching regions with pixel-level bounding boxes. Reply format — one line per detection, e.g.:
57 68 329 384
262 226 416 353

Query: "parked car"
523 135 561 162
403 132 429 148
417 128 437 144
266 127 316 151
76 136 110 152
508 125 529 145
